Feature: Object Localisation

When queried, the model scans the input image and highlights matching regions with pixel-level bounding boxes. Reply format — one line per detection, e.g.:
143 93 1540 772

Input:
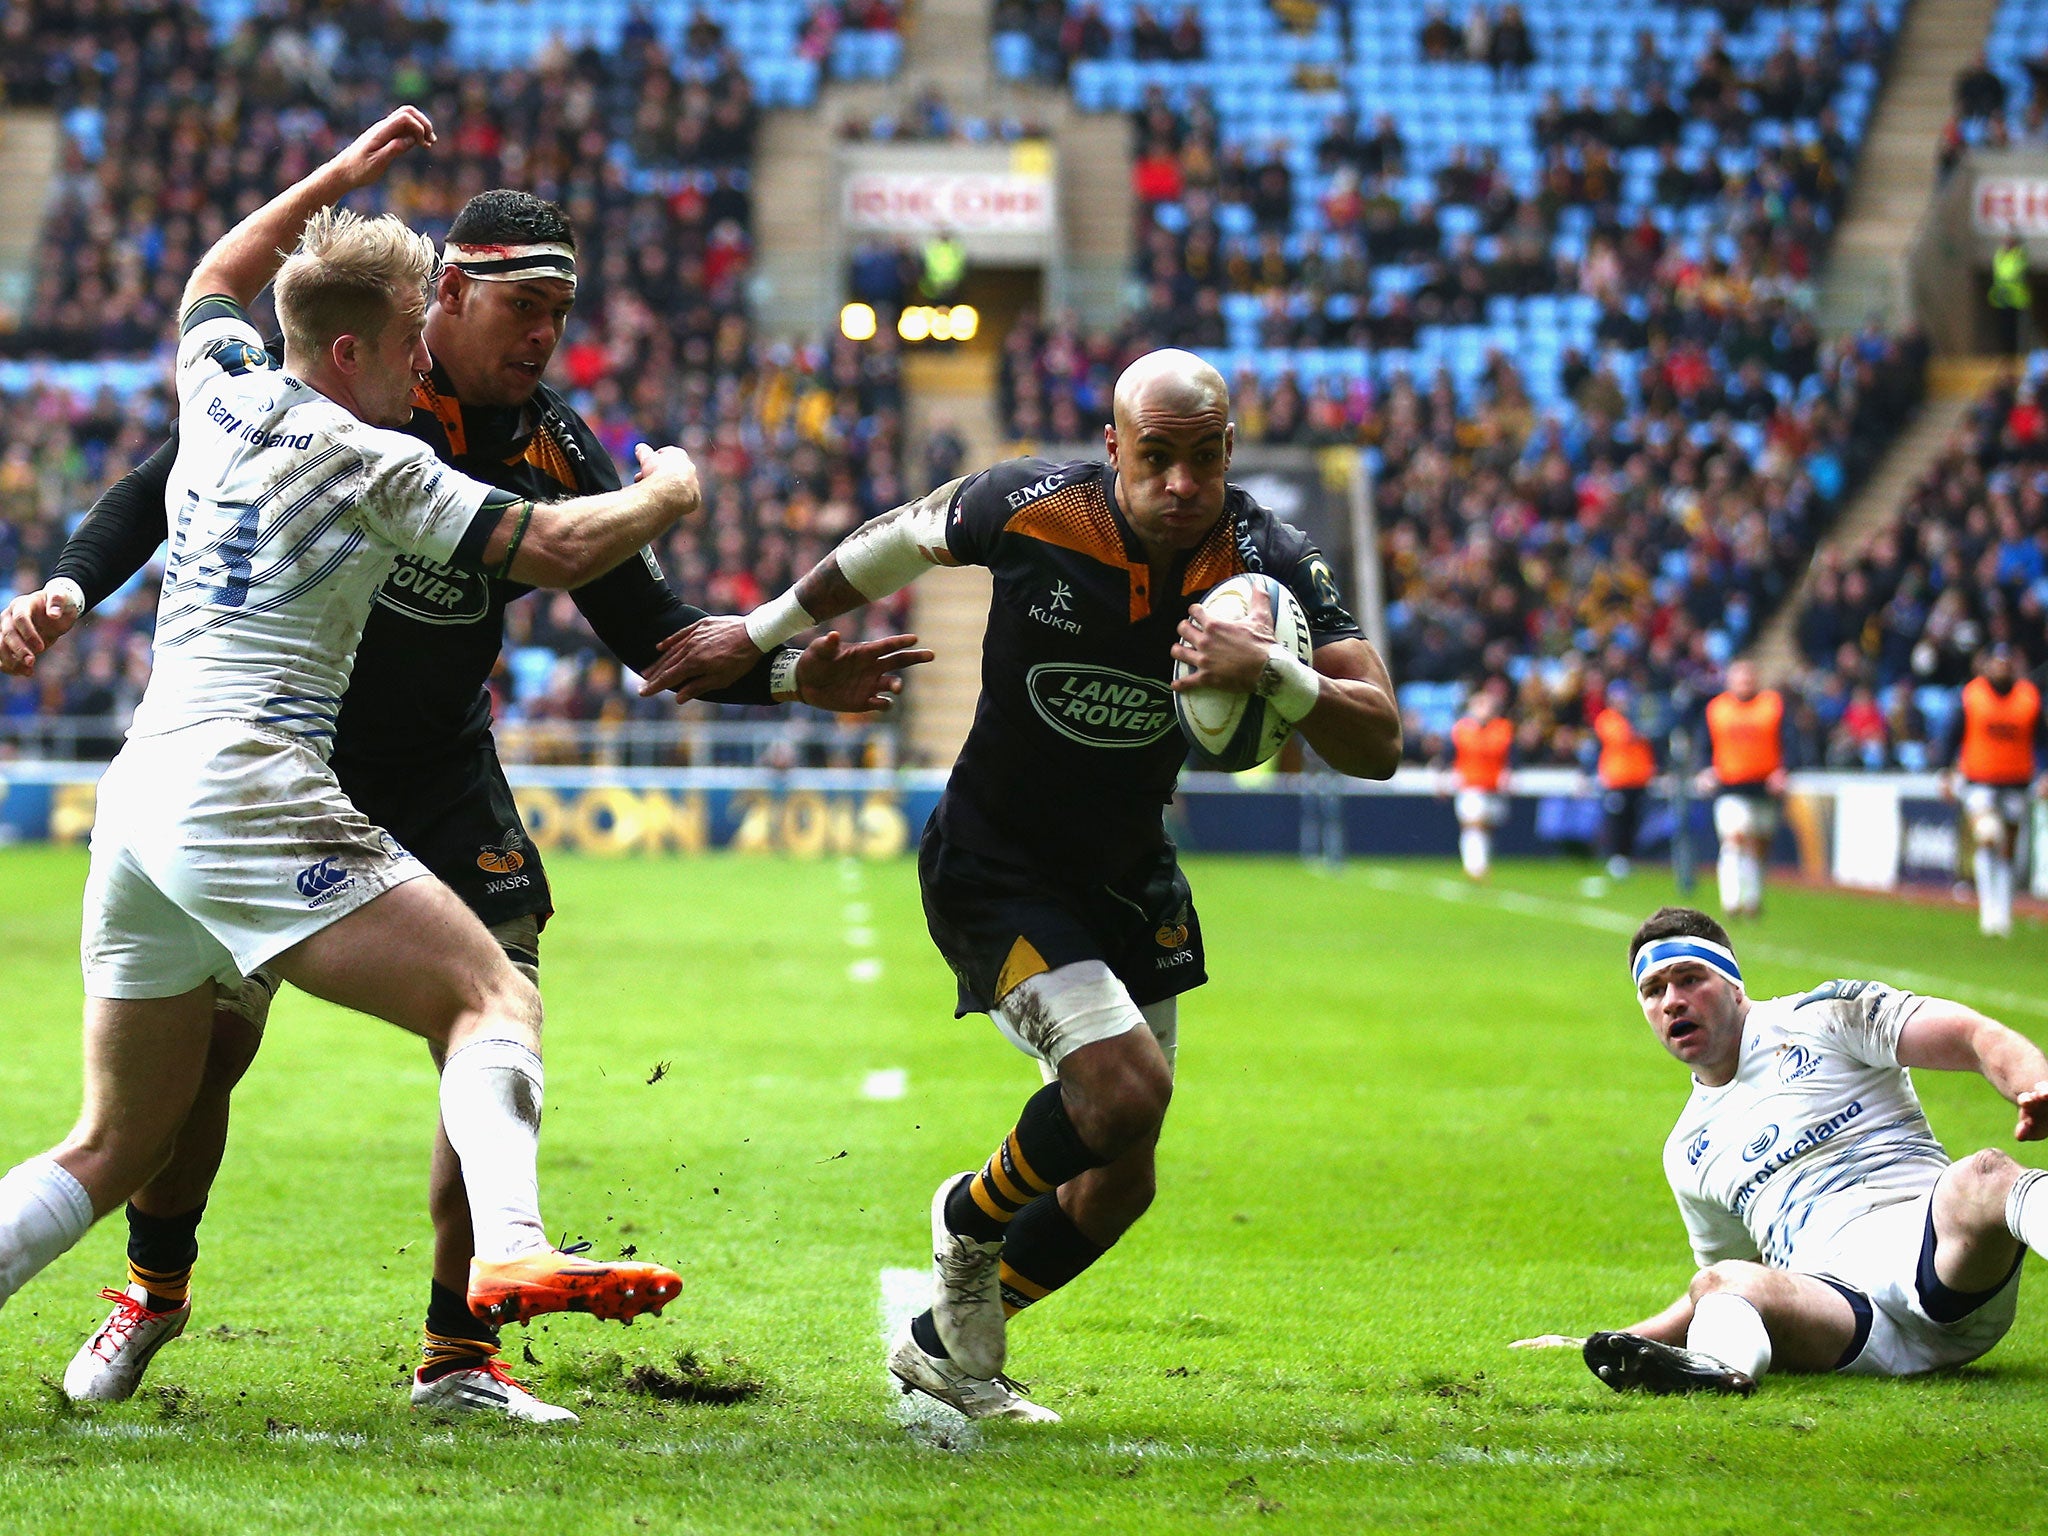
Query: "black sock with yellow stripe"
125 1202 204 1311
998 1193 1108 1317
943 1081 1104 1245
420 1279 502 1382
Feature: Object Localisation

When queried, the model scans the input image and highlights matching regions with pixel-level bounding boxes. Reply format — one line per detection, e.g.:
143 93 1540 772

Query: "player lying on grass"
1513 905 2048 1394
0 109 693 1380
640 348 1402 1419
1 188 924 1425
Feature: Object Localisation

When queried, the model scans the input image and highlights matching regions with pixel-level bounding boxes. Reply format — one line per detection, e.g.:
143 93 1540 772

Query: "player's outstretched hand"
332 106 436 191
639 614 762 698
2014 1082 2048 1141
1508 1334 1586 1350
795 631 936 713
1170 581 1276 695
0 580 84 677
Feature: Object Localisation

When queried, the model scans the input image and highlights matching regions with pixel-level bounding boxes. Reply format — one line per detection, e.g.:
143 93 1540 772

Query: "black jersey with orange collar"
935 456 1359 881
333 365 777 767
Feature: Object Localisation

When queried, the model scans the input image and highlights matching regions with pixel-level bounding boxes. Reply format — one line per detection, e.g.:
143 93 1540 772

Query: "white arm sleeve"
1678 1188 1758 1269
835 481 956 600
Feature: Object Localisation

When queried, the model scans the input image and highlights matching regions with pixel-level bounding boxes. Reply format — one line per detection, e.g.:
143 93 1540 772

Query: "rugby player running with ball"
639 349 1402 1419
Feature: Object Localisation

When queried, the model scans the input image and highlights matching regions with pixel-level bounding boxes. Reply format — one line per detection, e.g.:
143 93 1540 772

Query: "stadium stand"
0 0 909 764
1781 362 2048 771
995 0 1923 766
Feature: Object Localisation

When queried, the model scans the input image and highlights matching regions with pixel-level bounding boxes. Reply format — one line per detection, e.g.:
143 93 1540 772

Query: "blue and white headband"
1632 937 1744 993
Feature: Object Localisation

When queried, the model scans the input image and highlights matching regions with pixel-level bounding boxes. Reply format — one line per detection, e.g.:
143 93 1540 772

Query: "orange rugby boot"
468 1247 682 1327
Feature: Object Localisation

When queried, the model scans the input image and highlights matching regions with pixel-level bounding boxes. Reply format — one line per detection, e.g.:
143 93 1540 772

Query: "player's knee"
199 1009 265 1095
1943 1148 2021 1216
449 964 543 1052
1689 1260 1770 1303
1074 1053 1172 1156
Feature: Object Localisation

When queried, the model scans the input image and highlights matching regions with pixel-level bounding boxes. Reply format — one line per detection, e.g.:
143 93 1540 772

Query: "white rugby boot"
929 1172 1006 1378
888 1318 1059 1423
411 1355 580 1425
64 1285 190 1402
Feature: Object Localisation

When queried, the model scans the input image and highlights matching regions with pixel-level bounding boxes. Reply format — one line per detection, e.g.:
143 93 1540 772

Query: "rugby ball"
1173 572 1312 771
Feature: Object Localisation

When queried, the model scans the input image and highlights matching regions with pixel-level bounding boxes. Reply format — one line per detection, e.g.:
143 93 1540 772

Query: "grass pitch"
1 846 2045 1534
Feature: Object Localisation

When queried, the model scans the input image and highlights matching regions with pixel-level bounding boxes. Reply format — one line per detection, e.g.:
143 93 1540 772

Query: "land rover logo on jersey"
1026 664 1176 748
1741 1125 1780 1162
377 554 491 625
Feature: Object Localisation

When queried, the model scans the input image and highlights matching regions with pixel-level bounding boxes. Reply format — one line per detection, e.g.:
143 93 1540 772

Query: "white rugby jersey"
129 297 501 755
1662 981 1951 1275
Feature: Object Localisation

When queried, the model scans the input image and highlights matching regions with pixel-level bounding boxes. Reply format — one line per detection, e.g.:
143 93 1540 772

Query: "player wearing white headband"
1513 905 2048 1395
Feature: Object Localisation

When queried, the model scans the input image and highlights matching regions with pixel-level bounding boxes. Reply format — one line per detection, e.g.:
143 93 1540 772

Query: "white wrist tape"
745 589 817 651
768 647 803 701
1257 644 1321 724
45 578 86 616
837 492 949 600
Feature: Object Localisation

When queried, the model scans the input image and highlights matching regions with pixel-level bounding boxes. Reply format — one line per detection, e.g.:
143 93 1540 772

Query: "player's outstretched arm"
636 477 961 699
182 106 435 314
1898 1002 2048 1140
1510 1292 1692 1351
484 444 702 590
1169 582 1401 778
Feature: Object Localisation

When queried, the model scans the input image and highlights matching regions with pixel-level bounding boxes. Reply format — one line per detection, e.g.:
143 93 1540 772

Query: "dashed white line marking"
843 902 872 923
848 958 884 983
879 1265 981 1446
862 1068 908 1100
845 926 877 948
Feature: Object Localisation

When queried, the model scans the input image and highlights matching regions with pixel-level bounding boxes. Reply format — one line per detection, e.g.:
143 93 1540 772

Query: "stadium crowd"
0 0 911 760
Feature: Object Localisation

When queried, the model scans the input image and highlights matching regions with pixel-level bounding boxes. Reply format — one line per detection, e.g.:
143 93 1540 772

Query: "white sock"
2006 1167 2048 1251
1718 842 1742 912
1991 853 2014 934
0 1156 95 1309
1740 851 1764 914
439 1038 551 1264
1459 828 1489 879
1977 847 1999 931
1686 1291 1773 1379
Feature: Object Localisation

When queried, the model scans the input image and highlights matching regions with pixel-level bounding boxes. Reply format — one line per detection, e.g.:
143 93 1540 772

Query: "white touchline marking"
849 957 884 983
845 926 877 948
863 1068 908 1100
879 1265 981 1445
1361 866 2048 1019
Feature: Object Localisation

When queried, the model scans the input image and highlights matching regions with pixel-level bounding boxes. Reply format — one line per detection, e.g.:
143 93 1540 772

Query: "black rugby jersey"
935 457 1359 880
56 360 779 767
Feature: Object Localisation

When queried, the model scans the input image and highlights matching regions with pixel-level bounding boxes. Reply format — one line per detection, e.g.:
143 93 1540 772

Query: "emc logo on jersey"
1741 1125 1781 1162
1005 472 1066 509
295 857 357 909
1777 1045 1823 1083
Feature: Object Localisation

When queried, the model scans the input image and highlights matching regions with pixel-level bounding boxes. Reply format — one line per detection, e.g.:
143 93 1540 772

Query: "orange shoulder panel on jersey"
1960 676 2042 785
1002 478 1154 622
1452 715 1512 790
1706 689 1784 784
520 422 579 493
1180 514 1248 597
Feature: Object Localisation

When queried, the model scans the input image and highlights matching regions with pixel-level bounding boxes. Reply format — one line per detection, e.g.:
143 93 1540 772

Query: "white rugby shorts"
1813 1190 2021 1376
1453 788 1507 828
992 960 1179 1082
82 721 427 998
1962 783 2031 834
1713 792 1778 842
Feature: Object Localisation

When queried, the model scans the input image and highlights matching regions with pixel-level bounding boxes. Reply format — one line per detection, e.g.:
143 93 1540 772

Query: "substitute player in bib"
1 191 923 1423
1441 685 1513 881
0 110 691 1379
1697 661 1788 919
1940 645 2045 938
638 349 1402 1419
1512 906 2048 1395
1593 680 1657 880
